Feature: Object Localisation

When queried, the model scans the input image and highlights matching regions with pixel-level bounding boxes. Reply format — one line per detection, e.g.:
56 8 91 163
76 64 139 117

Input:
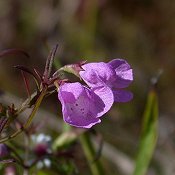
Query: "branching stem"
0 87 47 143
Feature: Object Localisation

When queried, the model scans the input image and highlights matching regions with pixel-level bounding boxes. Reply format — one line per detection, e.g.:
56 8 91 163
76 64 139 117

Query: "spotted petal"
58 82 106 128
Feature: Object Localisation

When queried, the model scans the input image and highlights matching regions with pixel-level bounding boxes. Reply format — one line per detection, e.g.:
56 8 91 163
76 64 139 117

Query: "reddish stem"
21 71 31 98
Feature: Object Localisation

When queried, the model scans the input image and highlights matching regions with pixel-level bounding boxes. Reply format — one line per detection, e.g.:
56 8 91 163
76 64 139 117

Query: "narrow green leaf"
80 132 105 175
52 130 77 150
133 89 158 175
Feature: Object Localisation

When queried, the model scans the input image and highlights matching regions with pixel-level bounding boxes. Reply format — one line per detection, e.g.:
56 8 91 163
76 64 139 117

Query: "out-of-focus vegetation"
133 89 158 175
0 0 175 174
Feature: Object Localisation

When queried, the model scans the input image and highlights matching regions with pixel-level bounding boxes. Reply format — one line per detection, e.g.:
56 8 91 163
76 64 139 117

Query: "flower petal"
92 85 114 117
58 82 83 100
58 82 105 128
108 59 133 88
62 106 101 128
113 89 133 102
80 62 115 88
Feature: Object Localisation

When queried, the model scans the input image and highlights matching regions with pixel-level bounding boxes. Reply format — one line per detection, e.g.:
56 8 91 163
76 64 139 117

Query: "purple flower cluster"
58 59 133 128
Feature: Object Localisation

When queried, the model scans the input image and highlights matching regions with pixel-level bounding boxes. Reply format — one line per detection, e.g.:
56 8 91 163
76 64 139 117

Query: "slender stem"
14 91 38 117
79 132 104 175
0 87 47 143
21 70 31 99
23 88 47 129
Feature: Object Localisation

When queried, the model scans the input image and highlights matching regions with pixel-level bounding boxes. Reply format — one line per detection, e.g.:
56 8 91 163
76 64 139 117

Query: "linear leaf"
133 89 158 175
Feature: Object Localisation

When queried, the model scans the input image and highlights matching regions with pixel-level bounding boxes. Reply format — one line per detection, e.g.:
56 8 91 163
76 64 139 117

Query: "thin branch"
0 87 47 143
21 71 31 99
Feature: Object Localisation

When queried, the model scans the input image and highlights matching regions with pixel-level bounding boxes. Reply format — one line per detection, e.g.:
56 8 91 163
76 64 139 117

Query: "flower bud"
34 143 48 157
32 134 51 157
0 144 9 157
60 61 86 79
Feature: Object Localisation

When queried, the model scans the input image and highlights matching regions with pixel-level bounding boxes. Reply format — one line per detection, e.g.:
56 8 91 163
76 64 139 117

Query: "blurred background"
0 0 175 174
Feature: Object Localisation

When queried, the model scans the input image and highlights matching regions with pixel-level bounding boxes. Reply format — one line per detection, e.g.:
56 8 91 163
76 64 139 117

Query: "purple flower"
58 82 114 128
80 59 133 103
57 59 133 128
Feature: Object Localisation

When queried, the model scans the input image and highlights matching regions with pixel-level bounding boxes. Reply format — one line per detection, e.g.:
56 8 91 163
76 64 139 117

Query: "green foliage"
133 89 158 175
80 132 104 175
52 131 77 150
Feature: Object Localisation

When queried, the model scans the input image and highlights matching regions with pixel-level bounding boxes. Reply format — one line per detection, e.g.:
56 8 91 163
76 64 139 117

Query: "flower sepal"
57 61 86 79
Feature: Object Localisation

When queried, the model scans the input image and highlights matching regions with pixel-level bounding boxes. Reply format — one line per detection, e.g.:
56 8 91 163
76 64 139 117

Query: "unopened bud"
60 61 86 79
0 144 9 157
34 143 48 157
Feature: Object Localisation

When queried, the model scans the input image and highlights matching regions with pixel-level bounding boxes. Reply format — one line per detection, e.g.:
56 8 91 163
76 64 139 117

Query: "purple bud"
34 143 48 157
0 144 9 157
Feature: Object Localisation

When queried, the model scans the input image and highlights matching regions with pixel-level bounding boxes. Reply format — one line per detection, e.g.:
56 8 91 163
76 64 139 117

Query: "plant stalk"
0 87 47 143
80 132 104 175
